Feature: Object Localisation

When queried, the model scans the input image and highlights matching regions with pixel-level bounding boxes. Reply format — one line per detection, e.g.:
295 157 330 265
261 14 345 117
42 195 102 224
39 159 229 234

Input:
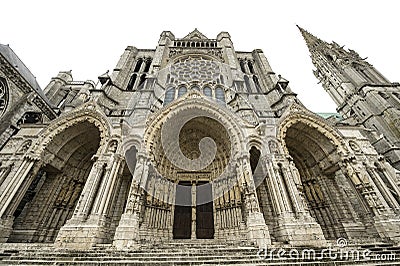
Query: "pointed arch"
145 90 251 164
31 103 111 159
278 109 347 156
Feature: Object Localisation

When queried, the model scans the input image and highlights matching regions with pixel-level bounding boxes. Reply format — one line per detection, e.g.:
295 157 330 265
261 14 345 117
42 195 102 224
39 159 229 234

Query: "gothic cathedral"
0 28 399 250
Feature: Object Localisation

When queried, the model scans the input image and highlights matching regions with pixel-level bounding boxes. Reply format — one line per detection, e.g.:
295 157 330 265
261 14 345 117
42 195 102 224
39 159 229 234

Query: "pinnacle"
296 25 323 51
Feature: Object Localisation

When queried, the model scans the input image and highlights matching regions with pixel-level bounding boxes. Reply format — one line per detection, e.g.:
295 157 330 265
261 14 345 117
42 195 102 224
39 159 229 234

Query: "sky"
1 0 399 113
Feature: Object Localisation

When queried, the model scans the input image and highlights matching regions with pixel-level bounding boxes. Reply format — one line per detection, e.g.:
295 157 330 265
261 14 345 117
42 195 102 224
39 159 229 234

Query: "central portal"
147 114 231 240
173 181 214 239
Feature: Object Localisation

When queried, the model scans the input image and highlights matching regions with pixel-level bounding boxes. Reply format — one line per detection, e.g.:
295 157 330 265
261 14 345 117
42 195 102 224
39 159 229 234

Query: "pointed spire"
296 25 324 51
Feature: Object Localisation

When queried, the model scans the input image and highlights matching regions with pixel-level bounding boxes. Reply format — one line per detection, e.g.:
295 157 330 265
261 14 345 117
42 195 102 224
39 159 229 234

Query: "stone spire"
297 25 400 170
296 25 324 52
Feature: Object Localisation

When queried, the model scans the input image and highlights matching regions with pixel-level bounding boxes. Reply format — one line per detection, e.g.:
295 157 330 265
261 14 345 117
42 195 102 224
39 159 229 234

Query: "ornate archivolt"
145 90 250 156
277 104 349 157
27 101 112 160
144 90 251 198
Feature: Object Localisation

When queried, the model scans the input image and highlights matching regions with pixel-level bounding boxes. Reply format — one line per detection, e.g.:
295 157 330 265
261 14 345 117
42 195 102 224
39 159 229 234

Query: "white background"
1 0 399 113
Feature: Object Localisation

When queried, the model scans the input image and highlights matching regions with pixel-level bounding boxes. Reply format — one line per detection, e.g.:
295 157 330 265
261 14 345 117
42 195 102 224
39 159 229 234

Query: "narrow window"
138 74 146 88
248 61 255 74
178 86 187 97
249 146 261 174
134 59 143 72
215 87 225 103
220 75 225 84
166 74 170 84
127 74 137 91
164 88 175 105
203 86 212 97
144 59 152 72
253 76 262 93
240 60 246 73
244 75 252 93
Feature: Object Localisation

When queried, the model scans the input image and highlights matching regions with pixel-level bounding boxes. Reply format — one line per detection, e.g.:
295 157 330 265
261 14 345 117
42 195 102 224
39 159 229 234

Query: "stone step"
10 248 395 258
4 251 398 263
2 259 400 266
6 254 263 260
2 242 400 266
5 249 261 256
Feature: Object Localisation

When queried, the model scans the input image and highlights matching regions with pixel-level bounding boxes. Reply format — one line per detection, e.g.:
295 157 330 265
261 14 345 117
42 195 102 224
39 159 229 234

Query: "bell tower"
298 26 400 170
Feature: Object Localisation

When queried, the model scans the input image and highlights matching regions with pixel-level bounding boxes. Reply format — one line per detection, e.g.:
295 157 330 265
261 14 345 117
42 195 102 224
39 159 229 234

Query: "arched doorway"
143 94 250 242
282 120 347 239
148 116 231 240
8 121 101 243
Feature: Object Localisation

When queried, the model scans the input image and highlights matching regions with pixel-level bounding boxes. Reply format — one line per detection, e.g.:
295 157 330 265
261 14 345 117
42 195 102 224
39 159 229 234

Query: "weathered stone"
0 28 399 257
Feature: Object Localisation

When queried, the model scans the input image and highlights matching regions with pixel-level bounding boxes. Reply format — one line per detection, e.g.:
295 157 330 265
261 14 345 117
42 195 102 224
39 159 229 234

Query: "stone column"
367 164 400 211
342 159 400 242
0 157 37 242
96 155 123 217
191 181 196 239
55 153 124 249
262 155 325 247
69 157 107 221
0 163 13 187
113 153 149 249
285 159 310 213
238 155 271 248
0 158 35 216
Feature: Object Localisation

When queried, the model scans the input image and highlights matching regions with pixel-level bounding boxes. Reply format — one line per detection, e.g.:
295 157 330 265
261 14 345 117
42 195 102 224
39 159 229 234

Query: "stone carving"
348 140 361 152
17 140 32 153
268 140 279 154
108 140 118 153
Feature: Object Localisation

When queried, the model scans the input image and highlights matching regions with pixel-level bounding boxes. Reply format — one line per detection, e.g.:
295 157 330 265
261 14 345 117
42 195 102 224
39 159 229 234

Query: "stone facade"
0 29 399 250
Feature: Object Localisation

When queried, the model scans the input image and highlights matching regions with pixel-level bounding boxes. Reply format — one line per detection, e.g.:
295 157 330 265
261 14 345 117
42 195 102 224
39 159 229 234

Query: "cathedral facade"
0 28 399 250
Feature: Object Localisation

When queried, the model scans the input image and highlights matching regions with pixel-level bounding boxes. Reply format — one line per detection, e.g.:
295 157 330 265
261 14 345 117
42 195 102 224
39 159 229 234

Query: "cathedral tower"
298 26 400 170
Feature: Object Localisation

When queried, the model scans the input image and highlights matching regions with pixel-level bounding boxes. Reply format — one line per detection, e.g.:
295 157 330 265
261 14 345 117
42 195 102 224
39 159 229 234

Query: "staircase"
1 240 400 265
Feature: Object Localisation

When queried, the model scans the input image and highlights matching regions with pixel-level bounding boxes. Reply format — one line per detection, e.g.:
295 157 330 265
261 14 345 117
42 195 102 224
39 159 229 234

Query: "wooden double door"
173 181 214 239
